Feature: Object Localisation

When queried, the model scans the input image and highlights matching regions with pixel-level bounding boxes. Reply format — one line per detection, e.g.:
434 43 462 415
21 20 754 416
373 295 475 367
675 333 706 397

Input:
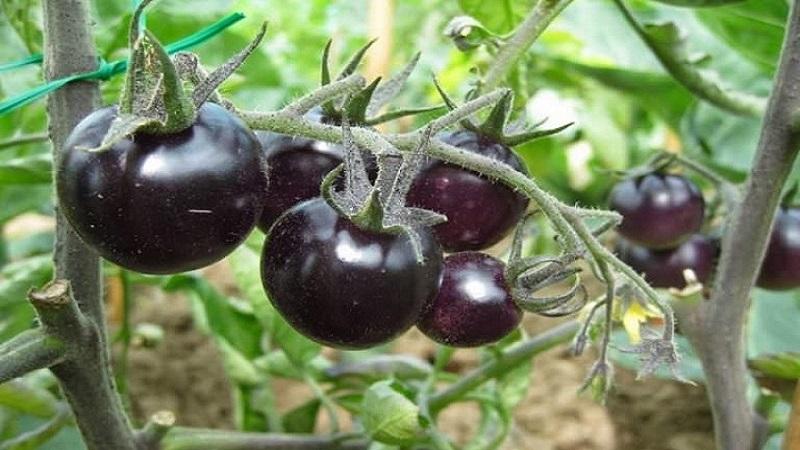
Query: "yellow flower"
622 301 662 344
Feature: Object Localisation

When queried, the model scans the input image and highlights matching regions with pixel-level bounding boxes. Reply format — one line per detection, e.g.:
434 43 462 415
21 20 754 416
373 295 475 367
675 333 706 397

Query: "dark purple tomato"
616 234 717 289
406 130 529 253
417 252 521 347
256 131 342 232
57 103 267 274
260 198 443 349
609 173 705 249
757 207 800 290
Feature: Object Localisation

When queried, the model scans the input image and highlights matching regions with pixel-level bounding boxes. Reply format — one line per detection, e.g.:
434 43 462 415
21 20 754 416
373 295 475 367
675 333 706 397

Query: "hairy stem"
482 0 574 92
677 2 800 449
43 2 136 448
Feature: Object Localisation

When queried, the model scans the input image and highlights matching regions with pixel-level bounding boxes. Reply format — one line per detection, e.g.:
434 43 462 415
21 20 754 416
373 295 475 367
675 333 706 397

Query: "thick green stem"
482 0 575 92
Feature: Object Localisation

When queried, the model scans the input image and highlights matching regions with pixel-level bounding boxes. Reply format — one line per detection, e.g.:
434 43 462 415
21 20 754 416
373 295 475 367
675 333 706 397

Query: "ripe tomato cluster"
609 172 715 289
610 171 800 291
259 127 525 349
59 107 526 349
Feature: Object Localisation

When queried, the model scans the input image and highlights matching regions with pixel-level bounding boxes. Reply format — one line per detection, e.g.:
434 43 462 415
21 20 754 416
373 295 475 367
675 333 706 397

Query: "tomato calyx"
84 0 265 152
318 40 444 127
433 78 572 148
320 123 445 262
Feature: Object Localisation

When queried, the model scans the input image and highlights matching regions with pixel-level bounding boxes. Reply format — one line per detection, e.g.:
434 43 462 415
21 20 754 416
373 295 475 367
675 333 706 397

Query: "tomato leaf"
362 380 421 445
0 154 51 184
282 399 321 433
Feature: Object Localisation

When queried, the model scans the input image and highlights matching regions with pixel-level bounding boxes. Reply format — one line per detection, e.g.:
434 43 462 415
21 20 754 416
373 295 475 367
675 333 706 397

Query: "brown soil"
120 262 713 450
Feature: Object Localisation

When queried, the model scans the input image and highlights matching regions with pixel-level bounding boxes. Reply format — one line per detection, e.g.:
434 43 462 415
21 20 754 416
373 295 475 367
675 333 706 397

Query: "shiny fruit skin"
417 252 521 347
406 130 530 252
616 234 716 289
260 198 443 349
57 103 267 274
257 131 342 232
757 207 800 290
609 173 705 249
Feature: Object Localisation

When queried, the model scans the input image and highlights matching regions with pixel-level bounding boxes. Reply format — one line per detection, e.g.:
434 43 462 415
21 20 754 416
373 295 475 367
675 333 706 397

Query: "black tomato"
609 173 705 249
616 234 717 289
417 252 521 347
757 207 800 290
256 131 342 232
406 130 530 252
260 198 443 349
57 103 267 274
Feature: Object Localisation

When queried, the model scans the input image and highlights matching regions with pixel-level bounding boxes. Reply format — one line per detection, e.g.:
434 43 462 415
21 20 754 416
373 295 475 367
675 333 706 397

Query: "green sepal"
503 122 575 147
337 38 377 80
365 104 447 126
320 39 333 87
477 89 513 141
119 30 196 134
345 77 382 125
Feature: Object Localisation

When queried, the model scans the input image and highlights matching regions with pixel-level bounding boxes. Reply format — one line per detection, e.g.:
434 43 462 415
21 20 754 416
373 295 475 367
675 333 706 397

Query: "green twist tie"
0 12 245 116
0 54 43 72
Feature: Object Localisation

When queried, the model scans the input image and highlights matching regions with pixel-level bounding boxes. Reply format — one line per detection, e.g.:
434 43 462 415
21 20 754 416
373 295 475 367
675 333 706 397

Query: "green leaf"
362 380 421 445
749 353 800 380
458 0 536 34
614 0 767 116
282 399 320 433
0 380 59 418
0 255 52 342
0 154 51 184
651 0 746 6
162 275 262 358
749 289 800 356
0 186 51 225
695 0 787 73
215 338 263 387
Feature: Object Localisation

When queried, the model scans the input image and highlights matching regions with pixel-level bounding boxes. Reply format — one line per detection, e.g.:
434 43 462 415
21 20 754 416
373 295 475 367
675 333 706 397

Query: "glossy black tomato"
260 198 443 349
417 252 521 347
616 234 717 289
256 131 343 232
757 207 800 290
609 173 705 249
406 130 529 252
57 103 267 274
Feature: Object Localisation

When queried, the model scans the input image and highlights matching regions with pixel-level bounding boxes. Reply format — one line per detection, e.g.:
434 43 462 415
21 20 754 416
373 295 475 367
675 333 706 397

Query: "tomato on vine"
615 234 717 289
417 252 521 347
58 103 267 274
407 86 569 253
609 172 705 249
757 206 800 290
261 124 445 349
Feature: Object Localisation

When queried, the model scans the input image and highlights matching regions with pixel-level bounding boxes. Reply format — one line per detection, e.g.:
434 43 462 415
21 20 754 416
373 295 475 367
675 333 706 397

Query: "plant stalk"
482 0 574 92
42 1 136 448
677 2 800 449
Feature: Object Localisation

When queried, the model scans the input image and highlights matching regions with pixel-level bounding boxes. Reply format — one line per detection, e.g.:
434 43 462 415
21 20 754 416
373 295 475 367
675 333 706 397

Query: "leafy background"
0 0 797 449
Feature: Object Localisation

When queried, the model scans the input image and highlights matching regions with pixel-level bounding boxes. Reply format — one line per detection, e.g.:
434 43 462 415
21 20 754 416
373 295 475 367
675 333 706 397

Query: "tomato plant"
0 1 798 450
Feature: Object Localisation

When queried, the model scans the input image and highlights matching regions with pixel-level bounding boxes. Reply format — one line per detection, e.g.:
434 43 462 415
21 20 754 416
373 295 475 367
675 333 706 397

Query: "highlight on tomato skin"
406 130 530 253
57 102 268 275
615 234 717 289
609 173 705 250
417 251 521 348
260 197 444 350
757 206 800 291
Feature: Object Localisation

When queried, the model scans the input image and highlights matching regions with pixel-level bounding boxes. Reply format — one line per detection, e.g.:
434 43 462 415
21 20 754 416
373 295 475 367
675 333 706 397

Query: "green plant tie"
0 54 43 72
0 12 245 116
